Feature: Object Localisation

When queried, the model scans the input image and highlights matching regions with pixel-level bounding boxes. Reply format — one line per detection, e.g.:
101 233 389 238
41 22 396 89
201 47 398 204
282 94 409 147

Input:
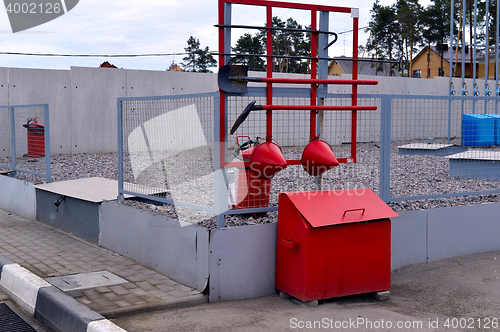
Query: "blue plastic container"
485 114 500 145
461 114 495 146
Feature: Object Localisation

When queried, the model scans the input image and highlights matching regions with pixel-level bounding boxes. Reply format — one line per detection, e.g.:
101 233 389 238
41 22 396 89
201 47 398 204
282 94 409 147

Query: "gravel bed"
2 140 500 229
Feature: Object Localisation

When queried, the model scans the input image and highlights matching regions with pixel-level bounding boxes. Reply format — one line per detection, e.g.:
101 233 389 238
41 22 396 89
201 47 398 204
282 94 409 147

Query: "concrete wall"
99 202 209 293
2 66 495 155
99 196 500 302
1 67 218 155
0 176 36 220
3 65 498 154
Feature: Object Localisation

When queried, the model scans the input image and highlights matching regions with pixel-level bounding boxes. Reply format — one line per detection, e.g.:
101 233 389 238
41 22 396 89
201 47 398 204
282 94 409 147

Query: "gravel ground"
2 140 500 229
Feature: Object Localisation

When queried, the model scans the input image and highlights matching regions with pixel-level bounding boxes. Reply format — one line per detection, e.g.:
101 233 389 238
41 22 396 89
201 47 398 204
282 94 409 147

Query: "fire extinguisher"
233 136 272 210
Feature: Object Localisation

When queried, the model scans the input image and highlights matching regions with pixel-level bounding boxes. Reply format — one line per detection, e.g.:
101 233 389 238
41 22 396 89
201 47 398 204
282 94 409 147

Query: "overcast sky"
0 0 431 71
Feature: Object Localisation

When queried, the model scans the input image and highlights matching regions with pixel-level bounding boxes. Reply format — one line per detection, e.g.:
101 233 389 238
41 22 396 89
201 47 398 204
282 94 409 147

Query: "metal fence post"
9 107 17 176
213 95 227 228
44 104 51 183
117 99 124 202
379 96 391 202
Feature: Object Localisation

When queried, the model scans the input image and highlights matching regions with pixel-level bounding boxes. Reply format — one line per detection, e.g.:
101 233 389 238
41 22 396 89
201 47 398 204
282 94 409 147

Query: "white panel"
99 202 209 291
215 223 277 301
35 177 123 203
0 175 36 220
391 210 427 270
428 203 500 262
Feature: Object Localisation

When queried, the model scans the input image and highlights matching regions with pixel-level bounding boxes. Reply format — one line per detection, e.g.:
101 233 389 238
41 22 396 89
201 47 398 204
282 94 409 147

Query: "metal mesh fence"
387 96 500 201
0 104 50 182
118 92 500 219
118 94 216 222
224 93 380 210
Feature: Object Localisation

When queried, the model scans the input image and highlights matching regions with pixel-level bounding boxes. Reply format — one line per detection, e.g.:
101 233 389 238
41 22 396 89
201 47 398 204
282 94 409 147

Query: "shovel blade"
218 65 249 94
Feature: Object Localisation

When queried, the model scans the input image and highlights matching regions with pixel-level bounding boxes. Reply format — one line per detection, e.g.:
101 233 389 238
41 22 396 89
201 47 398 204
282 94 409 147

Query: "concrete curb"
0 255 126 332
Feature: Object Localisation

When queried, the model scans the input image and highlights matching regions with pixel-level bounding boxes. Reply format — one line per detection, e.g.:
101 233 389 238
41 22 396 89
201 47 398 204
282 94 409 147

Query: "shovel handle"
342 208 365 218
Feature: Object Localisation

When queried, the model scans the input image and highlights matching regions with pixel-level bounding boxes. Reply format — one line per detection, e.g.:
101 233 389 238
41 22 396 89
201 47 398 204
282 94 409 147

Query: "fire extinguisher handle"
342 208 365 218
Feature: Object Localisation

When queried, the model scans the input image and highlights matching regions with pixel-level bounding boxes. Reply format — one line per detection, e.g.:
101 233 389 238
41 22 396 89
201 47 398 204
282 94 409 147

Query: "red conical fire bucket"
301 139 339 176
249 142 287 180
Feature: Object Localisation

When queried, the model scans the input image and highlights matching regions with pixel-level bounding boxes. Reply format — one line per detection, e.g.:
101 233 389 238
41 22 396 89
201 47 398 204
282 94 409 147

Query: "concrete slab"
35 177 125 203
45 271 128 292
398 143 467 156
446 150 500 161
447 151 500 180
399 143 453 150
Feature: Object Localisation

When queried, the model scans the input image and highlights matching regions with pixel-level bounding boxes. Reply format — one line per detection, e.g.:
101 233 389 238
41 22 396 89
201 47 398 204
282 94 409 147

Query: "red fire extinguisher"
22 118 45 158
234 136 287 209
234 136 271 209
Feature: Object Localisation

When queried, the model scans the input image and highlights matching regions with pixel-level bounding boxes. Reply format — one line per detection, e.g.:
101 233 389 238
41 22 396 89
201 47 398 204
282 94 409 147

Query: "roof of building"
330 56 400 76
99 61 118 68
414 45 477 64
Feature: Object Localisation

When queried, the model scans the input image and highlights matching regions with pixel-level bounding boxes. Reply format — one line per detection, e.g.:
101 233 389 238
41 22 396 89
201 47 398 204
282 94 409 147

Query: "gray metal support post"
448 0 454 143
117 99 124 202
379 96 391 202
224 3 232 66
213 95 227 228
44 104 51 183
318 11 329 88
10 107 16 176
497 0 499 113
214 3 233 228
315 11 329 190
484 0 490 101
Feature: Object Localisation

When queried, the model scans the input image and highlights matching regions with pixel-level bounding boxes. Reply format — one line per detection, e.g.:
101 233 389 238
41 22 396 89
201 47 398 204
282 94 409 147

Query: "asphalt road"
112 250 500 332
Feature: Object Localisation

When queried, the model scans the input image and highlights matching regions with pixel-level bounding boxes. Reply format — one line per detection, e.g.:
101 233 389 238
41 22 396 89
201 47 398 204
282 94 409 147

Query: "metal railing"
0 104 51 182
117 92 219 224
380 94 500 202
117 91 500 226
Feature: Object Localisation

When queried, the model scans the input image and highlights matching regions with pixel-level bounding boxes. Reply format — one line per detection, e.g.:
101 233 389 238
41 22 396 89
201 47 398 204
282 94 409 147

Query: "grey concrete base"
93 200 500 302
6 177 500 303
35 190 100 243
447 151 500 180
99 202 209 293
449 159 500 180
0 176 36 220
35 178 126 243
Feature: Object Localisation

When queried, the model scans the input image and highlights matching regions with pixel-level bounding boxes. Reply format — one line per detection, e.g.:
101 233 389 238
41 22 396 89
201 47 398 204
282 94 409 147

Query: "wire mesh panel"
0 104 50 182
118 93 217 222
224 92 382 211
387 96 500 201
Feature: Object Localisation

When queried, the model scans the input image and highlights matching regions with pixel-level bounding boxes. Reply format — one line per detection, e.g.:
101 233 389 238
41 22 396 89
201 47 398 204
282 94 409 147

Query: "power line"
0 12 415 59
0 51 189 57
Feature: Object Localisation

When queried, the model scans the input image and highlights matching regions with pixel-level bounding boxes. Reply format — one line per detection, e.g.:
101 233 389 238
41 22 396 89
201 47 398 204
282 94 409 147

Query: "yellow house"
328 56 399 76
477 54 500 79
412 45 476 78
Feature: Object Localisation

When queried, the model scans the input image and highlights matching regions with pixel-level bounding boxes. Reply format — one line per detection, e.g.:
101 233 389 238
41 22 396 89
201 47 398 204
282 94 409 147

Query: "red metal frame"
218 0 377 168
